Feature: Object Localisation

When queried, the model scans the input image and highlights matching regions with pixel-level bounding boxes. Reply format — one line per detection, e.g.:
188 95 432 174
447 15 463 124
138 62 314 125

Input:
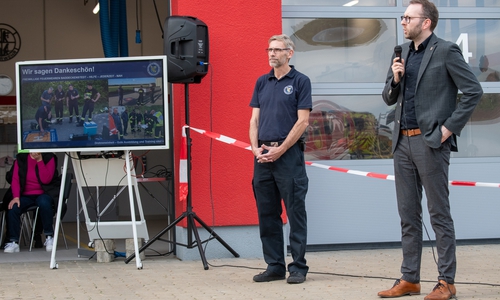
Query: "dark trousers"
117 125 123 139
130 119 137 132
8 194 54 242
154 126 163 138
55 100 63 120
81 101 95 121
394 134 456 284
252 143 309 276
123 120 128 135
68 100 79 121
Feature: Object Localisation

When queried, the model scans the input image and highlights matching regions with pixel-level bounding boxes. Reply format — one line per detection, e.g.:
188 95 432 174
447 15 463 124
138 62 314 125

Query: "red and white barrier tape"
179 126 189 201
304 161 395 181
187 125 500 188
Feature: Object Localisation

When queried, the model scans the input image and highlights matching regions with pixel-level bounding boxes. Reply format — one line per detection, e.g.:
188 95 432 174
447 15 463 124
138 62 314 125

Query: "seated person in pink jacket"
4 152 58 253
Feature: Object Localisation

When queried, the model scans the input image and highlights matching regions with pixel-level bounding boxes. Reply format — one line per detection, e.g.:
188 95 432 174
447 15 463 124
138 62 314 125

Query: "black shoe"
287 272 306 284
253 270 285 282
34 234 43 248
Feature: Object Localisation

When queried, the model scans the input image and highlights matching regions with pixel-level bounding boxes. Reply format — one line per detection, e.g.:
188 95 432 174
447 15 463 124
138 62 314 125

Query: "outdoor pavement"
1 235 500 299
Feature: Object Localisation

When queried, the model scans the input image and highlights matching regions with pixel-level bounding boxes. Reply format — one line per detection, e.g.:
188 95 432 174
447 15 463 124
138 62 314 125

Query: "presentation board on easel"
15 56 170 270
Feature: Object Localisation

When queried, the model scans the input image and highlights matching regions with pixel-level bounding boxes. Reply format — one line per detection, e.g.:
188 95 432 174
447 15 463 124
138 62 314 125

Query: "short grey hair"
268 34 295 51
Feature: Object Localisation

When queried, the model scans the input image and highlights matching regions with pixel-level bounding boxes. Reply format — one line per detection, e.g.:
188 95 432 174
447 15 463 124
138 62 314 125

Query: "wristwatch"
0 74 14 95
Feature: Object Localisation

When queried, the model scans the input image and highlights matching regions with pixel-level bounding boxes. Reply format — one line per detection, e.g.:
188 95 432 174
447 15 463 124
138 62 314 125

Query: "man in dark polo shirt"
249 34 312 285
80 82 100 125
40 87 53 107
35 104 52 134
66 84 80 124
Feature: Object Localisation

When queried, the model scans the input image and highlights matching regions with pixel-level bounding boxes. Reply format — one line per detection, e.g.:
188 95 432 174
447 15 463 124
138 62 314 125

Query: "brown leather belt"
401 128 421 137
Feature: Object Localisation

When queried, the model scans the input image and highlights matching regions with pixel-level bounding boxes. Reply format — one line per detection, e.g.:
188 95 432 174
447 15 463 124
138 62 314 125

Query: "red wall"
171 0 282 226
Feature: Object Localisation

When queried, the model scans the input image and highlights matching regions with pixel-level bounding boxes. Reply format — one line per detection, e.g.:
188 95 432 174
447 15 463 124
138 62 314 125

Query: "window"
305 95 394 160
283 0 395 6
403 0 500 7
435 19 500 82
284 4 500 160
456 93 500 158
284 18 397 83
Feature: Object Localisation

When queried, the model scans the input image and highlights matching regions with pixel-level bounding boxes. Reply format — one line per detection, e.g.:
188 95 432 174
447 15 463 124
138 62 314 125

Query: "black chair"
20 173 73 251
0 187 12 247
0 208 6 248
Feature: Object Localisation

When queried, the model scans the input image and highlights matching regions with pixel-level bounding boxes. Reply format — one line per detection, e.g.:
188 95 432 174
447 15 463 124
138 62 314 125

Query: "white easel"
50 150 148 269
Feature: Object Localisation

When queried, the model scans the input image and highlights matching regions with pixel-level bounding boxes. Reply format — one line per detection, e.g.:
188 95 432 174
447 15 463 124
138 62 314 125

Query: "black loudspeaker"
165 16 209 84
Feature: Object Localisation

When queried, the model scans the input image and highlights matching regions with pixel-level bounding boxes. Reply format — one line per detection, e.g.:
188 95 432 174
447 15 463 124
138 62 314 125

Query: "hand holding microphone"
393 45 404 83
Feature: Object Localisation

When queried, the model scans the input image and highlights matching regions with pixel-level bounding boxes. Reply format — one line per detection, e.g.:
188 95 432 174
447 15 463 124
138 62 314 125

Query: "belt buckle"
270 142 279 147
402 128 420 137
409 129 418 136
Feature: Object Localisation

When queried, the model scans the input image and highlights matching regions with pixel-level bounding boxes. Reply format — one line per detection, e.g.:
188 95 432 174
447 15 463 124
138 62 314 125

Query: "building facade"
283 0 500 248
1 0 499 260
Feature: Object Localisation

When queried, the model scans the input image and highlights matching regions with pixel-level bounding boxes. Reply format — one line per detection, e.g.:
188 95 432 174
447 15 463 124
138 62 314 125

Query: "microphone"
394 45 402 79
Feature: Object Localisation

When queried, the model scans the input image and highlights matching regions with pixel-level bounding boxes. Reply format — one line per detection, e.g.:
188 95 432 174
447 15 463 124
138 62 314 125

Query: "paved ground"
1 242 500 299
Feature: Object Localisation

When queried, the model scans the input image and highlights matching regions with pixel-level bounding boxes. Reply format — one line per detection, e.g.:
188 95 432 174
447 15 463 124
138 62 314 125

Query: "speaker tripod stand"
125 83 239 269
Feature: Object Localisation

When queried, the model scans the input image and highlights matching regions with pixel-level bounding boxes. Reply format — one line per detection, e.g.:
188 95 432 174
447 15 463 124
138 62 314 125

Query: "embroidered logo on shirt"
284 85 293 95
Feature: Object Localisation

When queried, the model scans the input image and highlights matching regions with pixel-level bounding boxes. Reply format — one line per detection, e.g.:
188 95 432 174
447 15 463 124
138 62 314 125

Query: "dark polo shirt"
250 66 312 142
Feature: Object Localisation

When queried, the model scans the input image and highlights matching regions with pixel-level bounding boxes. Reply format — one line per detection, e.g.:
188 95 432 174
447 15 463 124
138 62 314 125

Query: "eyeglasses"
400 15 427 23
266 48 290 54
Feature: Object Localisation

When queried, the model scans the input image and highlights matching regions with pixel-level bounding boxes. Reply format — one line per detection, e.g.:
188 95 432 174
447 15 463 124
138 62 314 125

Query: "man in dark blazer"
378 1 483 300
